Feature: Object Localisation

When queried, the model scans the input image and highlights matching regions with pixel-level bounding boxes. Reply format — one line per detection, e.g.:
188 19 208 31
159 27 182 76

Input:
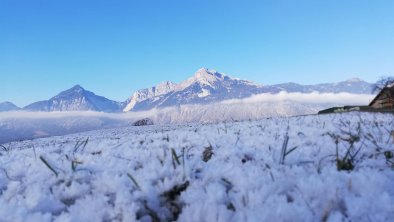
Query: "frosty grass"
0 112 393 221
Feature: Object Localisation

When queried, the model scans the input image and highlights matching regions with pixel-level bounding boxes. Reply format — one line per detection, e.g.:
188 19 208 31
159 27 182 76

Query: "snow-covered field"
0 102 324 144
1 112 394 221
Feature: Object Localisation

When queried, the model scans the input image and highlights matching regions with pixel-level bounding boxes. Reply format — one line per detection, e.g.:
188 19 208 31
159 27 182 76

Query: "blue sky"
1 0 394 107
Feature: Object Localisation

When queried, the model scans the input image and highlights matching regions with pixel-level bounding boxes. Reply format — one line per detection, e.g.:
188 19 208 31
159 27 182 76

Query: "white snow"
0 112 393 221
123 97 138 112
179 68 221 88
197 89 211 98
123 81 177 112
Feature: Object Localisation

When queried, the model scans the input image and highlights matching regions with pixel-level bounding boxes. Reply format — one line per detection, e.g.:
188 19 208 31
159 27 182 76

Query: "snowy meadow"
0 112 394 221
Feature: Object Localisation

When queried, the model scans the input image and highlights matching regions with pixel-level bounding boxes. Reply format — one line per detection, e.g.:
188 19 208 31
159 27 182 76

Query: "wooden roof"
369 86 394 106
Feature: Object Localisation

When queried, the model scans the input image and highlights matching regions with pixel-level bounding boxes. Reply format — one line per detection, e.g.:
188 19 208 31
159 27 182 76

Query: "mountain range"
123 68 373 111
0 68 374 112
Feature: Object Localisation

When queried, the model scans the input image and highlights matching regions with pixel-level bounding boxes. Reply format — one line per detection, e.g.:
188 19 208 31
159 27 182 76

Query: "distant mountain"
0 102 20 112
23 85 123 112
123 68 374 112
124 68 266 111
1 68 374 113
269 78 373 94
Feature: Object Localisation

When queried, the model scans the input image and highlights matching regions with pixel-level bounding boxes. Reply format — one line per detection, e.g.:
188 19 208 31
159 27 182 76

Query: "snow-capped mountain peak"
123 68 268 111
24 85 123 112
124 68 230 112
179 68 226 89
193 68 223 80
52 84 85 99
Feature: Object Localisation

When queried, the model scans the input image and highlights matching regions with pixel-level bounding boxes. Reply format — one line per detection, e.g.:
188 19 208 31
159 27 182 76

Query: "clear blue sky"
1 0 394 107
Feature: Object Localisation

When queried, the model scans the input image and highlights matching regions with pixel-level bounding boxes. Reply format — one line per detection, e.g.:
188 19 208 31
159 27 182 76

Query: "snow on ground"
0 112 394 221
0 101 322 144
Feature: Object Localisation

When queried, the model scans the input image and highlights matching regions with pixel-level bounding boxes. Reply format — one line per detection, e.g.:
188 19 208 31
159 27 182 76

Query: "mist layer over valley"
0 91 374 144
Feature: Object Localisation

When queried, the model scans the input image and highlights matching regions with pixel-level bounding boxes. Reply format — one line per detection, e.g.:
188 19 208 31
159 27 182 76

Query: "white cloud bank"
0 109 160 120
221 91 375 105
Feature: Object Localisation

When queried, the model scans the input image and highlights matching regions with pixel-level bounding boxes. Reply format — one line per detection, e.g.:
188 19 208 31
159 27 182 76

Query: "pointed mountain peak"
24 85 122 112
52 84 88 100
181 68 226 87
70 84 85 91
195 67 211 74
194 68 219 78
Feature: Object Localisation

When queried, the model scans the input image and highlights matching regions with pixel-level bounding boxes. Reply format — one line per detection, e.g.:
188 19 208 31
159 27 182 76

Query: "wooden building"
369 86 394 109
